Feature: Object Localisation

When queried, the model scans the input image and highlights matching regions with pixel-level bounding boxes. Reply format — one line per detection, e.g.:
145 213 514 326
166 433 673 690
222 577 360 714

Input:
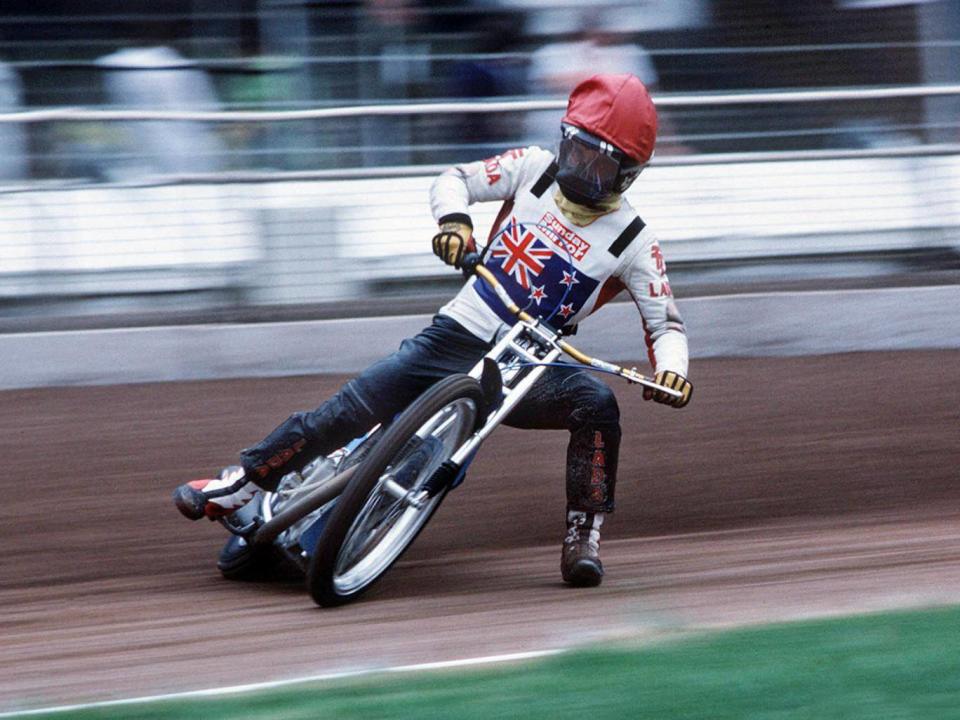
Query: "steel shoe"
173 465 256 521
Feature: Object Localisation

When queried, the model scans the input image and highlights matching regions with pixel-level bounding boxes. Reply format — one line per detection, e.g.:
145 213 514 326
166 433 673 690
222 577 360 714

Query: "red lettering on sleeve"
649 281 673 298
483 148 526 184
651 244 666 276
483 156 502 184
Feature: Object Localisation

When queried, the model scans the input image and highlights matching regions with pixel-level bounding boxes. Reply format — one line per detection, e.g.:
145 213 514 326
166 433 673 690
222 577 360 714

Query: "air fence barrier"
1 284 959 389
0 85 958 309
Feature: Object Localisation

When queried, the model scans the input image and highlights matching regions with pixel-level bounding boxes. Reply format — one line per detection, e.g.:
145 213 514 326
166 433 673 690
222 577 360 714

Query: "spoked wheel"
307 374 484 607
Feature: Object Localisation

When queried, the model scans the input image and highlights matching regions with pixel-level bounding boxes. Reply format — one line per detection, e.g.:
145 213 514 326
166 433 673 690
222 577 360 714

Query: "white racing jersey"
430 146 688 376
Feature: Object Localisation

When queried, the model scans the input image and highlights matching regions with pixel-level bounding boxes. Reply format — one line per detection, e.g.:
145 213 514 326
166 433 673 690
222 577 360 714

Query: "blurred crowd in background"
0 1 957 322
0 0 957 181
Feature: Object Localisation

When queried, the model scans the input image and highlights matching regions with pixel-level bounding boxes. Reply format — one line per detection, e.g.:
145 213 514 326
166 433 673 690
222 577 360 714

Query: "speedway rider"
174 74 692 587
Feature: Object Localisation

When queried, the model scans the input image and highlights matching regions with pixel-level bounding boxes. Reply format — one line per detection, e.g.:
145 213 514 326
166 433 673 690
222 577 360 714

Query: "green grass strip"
17 604 960 719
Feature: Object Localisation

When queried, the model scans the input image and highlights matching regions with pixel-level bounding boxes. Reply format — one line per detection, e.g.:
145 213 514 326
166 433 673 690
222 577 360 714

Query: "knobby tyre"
307 374 484 607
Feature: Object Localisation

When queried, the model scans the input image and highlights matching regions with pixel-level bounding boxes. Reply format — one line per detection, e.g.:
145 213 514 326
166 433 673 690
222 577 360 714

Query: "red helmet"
556 74 657 206
562 73 658 164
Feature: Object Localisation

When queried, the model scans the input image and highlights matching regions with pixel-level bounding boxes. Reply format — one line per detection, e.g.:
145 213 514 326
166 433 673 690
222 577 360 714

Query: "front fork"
445 320 562 471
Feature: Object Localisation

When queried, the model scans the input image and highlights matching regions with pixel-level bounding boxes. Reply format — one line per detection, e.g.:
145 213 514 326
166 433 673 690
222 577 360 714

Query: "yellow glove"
431 221 473 270
643 370 693 409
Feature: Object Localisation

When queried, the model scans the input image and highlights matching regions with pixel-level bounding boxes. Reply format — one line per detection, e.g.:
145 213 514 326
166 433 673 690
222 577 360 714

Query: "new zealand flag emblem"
489 222 553 290
476 218 599 329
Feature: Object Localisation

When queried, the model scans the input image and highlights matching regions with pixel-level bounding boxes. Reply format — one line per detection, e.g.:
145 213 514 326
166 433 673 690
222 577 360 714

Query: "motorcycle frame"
456 313 563 465
235 256 681 554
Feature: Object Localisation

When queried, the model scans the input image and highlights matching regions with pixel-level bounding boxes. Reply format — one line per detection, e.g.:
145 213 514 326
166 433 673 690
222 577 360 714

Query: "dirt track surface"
2 350 959 712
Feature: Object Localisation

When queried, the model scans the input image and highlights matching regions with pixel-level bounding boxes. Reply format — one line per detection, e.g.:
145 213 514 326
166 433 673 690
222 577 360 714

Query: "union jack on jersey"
490 220 553 290
476 216 600 330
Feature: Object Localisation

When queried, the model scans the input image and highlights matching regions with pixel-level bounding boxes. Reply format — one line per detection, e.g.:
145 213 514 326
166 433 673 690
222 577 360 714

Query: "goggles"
556 123 645 205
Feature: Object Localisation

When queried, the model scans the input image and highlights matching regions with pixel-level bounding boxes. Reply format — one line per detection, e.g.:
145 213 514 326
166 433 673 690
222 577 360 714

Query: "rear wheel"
307 374 483 607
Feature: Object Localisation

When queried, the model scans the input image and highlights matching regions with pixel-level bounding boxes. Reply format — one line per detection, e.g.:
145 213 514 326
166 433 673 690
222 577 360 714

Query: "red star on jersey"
491 221 554 290
560 270 580 288
529 284 547 305
558 303 575 319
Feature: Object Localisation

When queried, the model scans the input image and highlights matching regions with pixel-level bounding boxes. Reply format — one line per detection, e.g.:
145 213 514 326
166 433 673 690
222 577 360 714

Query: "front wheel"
307 374 484 607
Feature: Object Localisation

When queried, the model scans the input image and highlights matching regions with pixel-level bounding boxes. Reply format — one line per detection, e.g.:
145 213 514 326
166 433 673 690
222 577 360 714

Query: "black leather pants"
240 314 620 513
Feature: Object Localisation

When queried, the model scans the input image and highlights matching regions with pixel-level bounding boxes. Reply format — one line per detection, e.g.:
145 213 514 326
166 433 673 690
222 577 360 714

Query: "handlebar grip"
461 251 482 277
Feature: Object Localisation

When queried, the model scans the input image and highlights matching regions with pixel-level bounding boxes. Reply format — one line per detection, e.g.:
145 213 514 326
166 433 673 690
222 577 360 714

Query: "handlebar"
460 251 484 277
460 252 682 398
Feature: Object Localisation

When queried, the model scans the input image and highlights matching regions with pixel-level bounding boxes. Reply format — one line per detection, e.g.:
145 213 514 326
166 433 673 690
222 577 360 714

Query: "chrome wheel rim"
332 398 476 595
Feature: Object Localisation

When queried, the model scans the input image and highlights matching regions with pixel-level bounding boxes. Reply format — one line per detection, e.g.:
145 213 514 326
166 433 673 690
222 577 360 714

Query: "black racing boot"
561 510 604 587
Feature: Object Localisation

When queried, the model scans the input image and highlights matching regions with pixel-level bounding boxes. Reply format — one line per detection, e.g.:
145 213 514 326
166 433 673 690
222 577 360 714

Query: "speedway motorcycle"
214 252 681 606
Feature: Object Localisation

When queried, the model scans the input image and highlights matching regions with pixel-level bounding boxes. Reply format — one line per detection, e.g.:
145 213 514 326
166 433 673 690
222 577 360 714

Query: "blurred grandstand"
0 0 957 328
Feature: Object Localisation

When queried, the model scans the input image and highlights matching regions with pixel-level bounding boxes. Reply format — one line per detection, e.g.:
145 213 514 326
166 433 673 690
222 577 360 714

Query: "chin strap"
553 189 622 227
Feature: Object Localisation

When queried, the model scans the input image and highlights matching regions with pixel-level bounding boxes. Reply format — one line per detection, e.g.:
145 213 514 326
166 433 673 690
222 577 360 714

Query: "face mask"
555 124 643 207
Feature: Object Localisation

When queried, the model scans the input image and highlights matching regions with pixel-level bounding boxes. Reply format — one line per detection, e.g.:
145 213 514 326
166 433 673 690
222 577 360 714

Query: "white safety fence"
0 149 957 304
247 147 960 303
0 87 958 307
0 184 261 298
